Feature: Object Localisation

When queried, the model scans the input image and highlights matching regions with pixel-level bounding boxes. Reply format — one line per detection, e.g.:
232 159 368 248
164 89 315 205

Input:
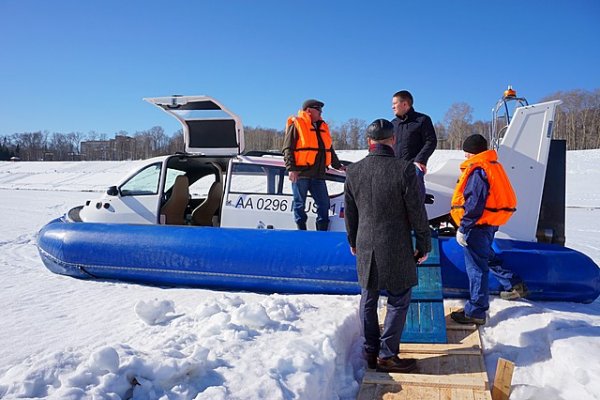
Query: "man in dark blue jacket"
391 90 437 200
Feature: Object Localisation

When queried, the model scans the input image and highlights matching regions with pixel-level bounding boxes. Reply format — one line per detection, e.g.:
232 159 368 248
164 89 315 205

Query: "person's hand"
414 250 429 264
350 246 356 255
456 230 467 247
288 171 299 182
414 162 427 174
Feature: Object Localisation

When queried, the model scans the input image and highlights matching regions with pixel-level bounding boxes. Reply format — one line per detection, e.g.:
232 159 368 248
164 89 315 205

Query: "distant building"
81 135 135 160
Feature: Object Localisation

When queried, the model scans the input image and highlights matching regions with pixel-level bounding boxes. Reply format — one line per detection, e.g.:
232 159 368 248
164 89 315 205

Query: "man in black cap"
282 99 344 231
345 118 431 373
391 90 437 201
450 134 527 326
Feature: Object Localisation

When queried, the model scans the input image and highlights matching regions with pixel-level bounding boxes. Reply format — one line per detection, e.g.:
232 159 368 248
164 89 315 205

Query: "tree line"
1 88 598 161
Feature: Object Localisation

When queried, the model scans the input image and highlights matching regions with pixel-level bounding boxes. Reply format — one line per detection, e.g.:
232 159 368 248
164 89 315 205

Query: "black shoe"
364 352 377 369
315 221 329 231
500 282 529 300
376 356 417 373
296 221 307 230
451 309 486 325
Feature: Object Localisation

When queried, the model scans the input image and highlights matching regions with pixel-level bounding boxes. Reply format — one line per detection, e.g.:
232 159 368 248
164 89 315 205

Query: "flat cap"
366 118 394 140
302 99 325 110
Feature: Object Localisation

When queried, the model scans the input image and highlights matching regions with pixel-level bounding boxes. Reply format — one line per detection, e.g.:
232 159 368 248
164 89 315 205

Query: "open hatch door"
144 95 245 156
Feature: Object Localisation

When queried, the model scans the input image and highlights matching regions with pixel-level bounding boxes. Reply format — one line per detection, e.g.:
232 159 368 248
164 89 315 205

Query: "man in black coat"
391 90 437 200
344 119 431 373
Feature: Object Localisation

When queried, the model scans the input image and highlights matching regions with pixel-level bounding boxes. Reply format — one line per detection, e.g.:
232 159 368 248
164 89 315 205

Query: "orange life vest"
450 149 517 227
286 110 332 167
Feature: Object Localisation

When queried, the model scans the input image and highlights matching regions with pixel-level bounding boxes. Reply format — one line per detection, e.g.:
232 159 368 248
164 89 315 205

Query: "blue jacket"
459 168 491 234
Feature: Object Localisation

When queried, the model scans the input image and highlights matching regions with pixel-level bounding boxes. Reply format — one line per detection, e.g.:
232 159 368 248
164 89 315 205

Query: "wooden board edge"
363 371 489 390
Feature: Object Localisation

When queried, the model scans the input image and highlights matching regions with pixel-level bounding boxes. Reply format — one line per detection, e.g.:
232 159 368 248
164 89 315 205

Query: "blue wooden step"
411 266 443 300
401 235 447 343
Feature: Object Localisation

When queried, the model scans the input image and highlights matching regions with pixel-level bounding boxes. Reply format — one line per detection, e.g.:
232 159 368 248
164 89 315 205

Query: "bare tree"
443 102 474 149
541 88 600 150
330 122 349 150
342 118 367 149
167 129 185 154
244 126 283 152
12 131 47 161
434 122 449 149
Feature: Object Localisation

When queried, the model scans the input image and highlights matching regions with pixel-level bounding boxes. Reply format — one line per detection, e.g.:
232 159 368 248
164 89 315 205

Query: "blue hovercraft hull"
37 217 600 303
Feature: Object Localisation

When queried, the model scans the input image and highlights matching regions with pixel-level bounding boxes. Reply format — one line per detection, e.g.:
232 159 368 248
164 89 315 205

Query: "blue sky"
1 0 599 137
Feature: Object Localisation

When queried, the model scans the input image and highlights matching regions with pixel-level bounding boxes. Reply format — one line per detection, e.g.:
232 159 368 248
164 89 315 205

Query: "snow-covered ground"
0 150 599 399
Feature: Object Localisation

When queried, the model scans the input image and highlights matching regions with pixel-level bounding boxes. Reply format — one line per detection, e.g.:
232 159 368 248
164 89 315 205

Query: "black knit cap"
366 119 394 140
302 99 324 110
462 134 488 154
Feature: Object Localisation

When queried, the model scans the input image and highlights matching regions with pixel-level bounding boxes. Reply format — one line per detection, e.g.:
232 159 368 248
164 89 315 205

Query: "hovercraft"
37 91 600 303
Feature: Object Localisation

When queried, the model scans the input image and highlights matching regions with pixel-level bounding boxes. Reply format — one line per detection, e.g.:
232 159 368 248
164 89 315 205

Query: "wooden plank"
376 384 406 399
474 389 494 400
359 301 493 399
400 343 481 355
411 267 443 300
447 327 482 348
447 321 478 331
403 301 447 343
402 327 481 354
491 358 514 400
362 371 487 390
356 382 377 400
401 385 440 399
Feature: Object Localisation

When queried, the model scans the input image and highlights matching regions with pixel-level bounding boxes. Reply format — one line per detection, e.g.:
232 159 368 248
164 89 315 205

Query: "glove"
456 230 468 247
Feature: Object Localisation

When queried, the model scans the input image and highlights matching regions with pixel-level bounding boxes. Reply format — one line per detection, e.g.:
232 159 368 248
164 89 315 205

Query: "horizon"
1 1 599 136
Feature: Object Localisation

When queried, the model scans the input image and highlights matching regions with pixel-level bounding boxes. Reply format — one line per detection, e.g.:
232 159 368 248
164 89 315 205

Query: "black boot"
296 221 307 230
316 221 329 231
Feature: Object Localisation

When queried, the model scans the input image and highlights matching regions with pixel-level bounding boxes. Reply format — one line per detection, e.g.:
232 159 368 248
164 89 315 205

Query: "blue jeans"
360 287 412 359
291 178 330 224
489 251 523 291
463 226 495 319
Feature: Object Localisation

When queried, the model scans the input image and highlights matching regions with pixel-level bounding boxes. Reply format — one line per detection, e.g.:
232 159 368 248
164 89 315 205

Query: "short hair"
393 90 413 106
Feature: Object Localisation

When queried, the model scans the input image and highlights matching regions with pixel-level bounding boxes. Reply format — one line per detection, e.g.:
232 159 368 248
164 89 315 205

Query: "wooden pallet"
359 305 492 400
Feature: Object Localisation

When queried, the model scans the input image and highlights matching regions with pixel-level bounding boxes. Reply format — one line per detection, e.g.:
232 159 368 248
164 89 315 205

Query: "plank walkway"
357 305 492 400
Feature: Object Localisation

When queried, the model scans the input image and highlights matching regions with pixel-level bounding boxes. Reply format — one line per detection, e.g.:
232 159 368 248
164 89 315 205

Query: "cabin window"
189 174 218 199
230 163 275 194
164 169 186 192
229 162 345 197
120 163 161 196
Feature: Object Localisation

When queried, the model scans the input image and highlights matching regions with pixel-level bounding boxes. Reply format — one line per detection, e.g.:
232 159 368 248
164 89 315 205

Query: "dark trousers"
360 287 412 359
291 178 330 224
415 165 426 201
464 226 495 319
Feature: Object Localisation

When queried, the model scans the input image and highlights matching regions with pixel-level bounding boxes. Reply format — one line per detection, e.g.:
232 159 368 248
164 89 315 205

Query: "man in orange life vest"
282 99 344 231
450 134 527 325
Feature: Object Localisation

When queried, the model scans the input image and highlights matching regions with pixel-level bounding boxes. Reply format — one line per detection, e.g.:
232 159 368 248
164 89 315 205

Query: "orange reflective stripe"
286 111 332 167
450 150 517 227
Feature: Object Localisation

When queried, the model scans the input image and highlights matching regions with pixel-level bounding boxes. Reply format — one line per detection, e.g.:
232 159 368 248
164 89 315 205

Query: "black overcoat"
344 145 431 291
